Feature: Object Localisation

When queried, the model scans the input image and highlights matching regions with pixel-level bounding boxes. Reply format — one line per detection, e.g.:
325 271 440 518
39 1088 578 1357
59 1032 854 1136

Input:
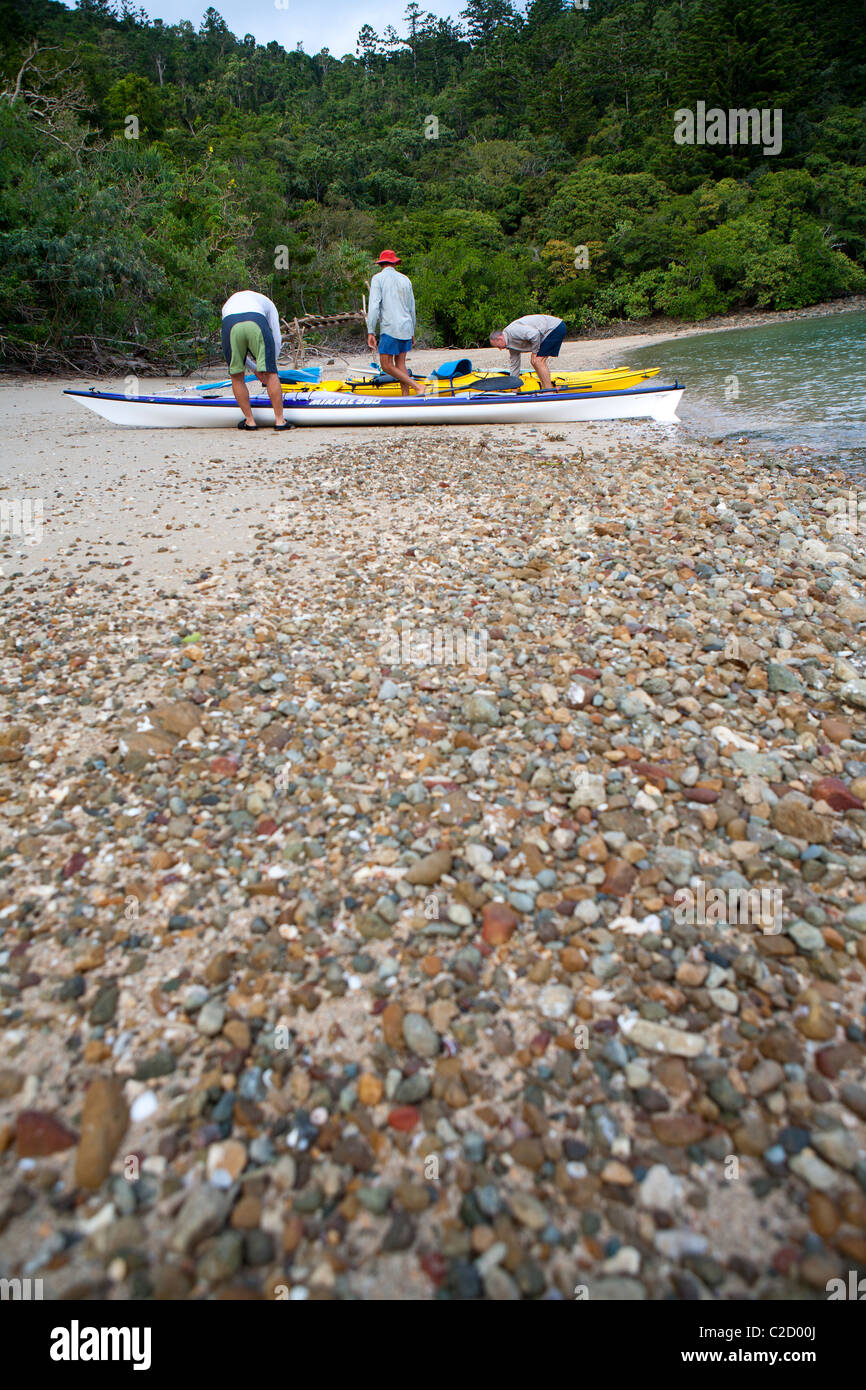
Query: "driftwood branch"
281 309 367 366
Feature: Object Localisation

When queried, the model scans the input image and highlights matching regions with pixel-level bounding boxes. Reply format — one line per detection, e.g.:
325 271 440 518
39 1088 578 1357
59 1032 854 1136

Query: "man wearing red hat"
366 250 419 395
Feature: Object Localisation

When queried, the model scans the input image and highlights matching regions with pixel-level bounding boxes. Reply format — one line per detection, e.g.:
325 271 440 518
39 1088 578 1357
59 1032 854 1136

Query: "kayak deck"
315 366 660 396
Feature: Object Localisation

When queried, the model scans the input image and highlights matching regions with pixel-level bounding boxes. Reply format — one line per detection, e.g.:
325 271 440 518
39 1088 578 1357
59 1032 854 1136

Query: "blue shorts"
378 335 412 356
537 321 566 358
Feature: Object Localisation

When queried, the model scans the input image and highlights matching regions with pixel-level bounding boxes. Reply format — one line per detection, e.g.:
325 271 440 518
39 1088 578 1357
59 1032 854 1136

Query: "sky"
63 1 467 62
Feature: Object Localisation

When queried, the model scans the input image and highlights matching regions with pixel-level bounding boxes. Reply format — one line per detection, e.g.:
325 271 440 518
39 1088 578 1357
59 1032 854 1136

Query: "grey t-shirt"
503 315 563 375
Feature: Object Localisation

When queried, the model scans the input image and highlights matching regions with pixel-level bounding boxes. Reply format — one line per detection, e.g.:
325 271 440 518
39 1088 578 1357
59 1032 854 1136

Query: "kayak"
64 380 684 427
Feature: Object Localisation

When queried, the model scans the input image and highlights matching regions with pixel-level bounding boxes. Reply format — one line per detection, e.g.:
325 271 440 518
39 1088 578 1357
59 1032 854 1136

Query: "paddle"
195 367 321 391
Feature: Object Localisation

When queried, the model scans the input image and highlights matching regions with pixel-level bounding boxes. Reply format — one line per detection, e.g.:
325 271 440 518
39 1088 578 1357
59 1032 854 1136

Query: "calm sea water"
624 308 866 463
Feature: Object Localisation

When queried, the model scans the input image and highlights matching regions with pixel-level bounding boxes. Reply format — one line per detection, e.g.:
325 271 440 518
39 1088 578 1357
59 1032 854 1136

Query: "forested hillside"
1 0 864 368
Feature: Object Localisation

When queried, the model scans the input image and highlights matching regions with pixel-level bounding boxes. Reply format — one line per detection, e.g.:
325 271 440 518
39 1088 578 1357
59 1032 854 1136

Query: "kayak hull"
64 383 684 428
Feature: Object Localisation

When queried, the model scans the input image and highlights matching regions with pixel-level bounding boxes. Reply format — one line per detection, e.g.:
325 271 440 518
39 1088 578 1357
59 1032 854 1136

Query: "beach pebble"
196 1001 225 1036
538 984 573 1020
75 1078 129 1191
402 1013 440 1058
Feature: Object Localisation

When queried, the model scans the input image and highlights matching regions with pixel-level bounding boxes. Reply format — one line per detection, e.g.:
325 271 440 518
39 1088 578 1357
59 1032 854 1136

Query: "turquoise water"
624 308 866 463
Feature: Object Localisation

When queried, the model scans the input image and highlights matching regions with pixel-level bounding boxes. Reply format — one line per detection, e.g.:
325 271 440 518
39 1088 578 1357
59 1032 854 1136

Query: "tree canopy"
0 0 863 366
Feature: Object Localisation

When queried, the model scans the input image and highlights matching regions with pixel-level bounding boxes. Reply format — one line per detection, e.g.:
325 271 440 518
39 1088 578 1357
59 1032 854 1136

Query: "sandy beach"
1 310 865 1302
0 335 678 587
5 295 864 586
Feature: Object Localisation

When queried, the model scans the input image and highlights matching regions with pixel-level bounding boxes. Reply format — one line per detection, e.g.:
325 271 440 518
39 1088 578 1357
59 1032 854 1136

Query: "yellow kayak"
290 366 660 397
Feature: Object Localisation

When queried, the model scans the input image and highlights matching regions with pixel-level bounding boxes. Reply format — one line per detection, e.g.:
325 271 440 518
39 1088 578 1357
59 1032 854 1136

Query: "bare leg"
530 354 555 391
230 373 256 426
261 371 286 425
380 352 420 396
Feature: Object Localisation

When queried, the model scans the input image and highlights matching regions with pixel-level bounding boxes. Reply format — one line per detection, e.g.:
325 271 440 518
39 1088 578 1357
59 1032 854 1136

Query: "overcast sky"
65 2 468 62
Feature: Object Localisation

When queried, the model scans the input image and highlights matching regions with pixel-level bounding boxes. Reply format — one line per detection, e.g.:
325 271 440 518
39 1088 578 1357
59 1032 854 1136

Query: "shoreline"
571 292 866 353
2 287 863 594
2 294 864 386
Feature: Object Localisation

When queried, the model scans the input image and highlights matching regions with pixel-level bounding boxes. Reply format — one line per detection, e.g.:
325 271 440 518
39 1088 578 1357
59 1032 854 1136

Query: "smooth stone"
839 679 866 709
748 1059 784 1097
789 1150 839 1191
463 692 500 726
170 1187 232 1254
356 1185 392 1215
843 902 866 932
481 901 519 945
788 921 825 953
402 1013 440 1058
771 797 833 845
483 1266 520 1300
197 1000 225 1036
811 1129 859 1172
508 1190 548 1231
75 1078 130 1191
651 1114 707 1146
620 1017 706 1058
130 1090 158 1123
405 849 452 886
16 1110 77 1158
655 847 695 886
767 662 803 693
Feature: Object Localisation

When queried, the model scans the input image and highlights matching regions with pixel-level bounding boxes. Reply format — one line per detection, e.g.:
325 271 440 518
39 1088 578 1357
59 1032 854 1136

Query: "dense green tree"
0 0 862 364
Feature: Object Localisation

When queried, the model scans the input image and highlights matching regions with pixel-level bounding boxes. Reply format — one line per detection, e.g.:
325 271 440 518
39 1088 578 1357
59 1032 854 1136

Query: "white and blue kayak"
64 380 684 428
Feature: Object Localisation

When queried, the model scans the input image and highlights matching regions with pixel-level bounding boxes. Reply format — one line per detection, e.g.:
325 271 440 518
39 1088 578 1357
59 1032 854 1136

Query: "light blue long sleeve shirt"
366 266 416 340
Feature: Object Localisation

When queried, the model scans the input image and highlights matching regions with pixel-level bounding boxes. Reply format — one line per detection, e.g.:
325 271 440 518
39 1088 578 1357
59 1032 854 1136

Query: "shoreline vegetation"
584 293 866 348
6 294 864 388
1 0 865 373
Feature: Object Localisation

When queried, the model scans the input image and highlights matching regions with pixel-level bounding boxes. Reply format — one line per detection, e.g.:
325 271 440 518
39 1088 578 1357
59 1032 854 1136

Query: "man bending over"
221 290 289 430
489 314 567 391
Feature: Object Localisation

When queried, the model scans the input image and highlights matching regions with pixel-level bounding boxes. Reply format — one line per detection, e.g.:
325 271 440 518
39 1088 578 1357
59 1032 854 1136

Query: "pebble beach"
1 340 865 1303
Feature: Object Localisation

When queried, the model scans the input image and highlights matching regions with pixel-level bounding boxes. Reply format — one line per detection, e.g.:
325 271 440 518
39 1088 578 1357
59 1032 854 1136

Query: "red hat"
377 249 401 265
